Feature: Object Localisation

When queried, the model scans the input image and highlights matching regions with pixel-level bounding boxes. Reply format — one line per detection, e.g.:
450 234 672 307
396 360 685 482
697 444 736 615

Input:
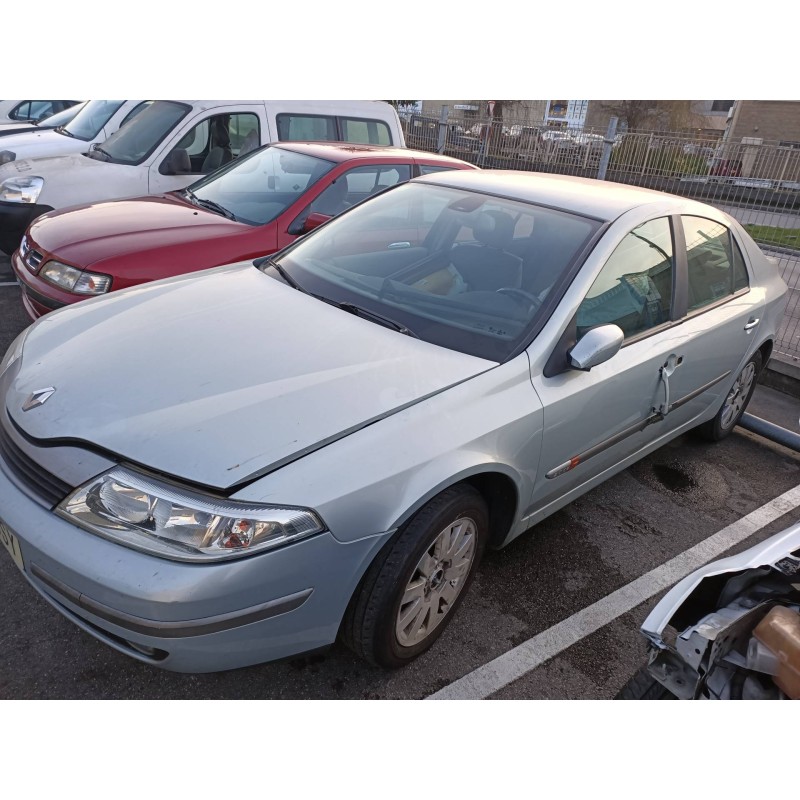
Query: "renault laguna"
0 170 787 671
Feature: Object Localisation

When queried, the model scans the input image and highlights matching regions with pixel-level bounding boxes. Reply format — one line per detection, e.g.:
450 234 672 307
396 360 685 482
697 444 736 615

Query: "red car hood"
30 194 251 268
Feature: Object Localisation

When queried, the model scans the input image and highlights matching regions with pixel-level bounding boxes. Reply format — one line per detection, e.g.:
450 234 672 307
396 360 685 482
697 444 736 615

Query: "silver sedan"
0 170 787 671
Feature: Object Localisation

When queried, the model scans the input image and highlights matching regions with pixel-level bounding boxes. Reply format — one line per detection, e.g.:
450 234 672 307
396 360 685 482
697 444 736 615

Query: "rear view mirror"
568 324 624 371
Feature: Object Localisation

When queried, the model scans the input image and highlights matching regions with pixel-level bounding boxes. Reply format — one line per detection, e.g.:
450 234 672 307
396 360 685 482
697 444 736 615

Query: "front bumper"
0 201 53 256
0 444 392 672
641 521 800 645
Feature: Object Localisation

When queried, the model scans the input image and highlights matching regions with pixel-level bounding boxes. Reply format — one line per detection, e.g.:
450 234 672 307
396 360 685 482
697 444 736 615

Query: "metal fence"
401 110 800 362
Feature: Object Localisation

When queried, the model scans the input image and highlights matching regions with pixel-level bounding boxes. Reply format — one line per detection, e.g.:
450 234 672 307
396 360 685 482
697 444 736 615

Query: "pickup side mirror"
567 324 624 371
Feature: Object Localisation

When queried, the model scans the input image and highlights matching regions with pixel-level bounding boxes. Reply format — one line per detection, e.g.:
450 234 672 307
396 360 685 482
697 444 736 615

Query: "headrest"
473 210 515 249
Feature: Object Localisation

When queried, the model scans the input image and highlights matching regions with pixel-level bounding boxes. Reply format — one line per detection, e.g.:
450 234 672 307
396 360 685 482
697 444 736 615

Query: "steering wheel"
496 287 542 314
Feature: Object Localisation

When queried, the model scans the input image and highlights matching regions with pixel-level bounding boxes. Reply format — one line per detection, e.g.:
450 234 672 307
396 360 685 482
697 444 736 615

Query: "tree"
598 100 706 132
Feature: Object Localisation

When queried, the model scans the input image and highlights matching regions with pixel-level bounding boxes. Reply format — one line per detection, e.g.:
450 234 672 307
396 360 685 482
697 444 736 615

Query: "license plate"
0 522 24 572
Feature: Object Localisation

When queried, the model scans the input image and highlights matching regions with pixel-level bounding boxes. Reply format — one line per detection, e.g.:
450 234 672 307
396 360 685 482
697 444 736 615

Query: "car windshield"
91 101 190 165
37 102 86 127
61 100 126 141
268 182 601 361
186 145 336 225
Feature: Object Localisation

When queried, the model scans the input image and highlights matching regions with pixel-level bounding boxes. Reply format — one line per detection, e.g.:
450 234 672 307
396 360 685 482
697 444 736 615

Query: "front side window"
577 217 674 340
185 145 335 225
683 216 748 311
63 100 126 142
268 183 599 361
160 112 261 175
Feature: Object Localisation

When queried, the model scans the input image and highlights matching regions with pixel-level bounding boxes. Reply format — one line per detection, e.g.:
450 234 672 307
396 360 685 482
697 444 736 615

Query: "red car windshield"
186 146 336 225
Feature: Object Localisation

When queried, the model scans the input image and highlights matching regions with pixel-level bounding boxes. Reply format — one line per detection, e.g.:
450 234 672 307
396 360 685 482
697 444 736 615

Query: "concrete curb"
762 355 800 399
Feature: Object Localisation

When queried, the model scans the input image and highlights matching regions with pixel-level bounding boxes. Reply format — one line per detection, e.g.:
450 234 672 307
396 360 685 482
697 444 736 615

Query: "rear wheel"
341 484 488 668
696 351 762 442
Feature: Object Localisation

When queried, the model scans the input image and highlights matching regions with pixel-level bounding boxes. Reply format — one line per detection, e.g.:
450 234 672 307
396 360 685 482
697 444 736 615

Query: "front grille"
0 418 72 508
26 249 44 273
19 235 44 272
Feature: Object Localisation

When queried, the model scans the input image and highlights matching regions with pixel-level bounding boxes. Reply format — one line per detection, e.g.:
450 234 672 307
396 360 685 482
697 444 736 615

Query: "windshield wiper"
335 301 419 338
55 125 75 138
254 257 309 294
193 196 237 221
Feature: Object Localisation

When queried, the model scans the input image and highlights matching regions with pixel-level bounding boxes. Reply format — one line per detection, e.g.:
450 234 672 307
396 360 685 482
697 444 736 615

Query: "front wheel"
341 484 488 668
696 351 762 442
616 666 677 700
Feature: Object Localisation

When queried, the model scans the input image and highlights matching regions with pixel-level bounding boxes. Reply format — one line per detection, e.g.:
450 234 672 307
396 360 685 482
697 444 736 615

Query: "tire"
341 484 488 668
616 666 677 700
696 351 762 442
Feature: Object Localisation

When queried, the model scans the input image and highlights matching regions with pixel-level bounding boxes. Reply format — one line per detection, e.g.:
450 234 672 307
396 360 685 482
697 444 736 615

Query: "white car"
0 100 80 125
0 100 406 254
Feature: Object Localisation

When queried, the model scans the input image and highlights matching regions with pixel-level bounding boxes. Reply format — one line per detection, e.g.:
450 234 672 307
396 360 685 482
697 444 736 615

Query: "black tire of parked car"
695 351 763 442
615 666 678 700
340 484 489 668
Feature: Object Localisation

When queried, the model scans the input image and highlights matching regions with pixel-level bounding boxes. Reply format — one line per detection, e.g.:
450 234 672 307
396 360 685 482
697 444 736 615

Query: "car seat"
450 210 523 291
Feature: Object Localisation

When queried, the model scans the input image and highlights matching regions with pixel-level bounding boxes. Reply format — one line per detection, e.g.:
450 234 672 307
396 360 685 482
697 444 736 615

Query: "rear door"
654 214 763 425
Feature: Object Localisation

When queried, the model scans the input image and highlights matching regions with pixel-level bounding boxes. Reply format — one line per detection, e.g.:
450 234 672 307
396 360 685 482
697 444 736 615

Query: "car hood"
0 131 91 166
7 263 493 490
31 194 246 267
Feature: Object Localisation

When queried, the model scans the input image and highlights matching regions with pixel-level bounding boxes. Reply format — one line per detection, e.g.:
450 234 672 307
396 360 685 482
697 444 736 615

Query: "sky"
12 2 794 101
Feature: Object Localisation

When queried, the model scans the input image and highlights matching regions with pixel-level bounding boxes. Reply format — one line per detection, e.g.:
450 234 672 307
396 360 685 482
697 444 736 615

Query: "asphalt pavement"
1 272 799 699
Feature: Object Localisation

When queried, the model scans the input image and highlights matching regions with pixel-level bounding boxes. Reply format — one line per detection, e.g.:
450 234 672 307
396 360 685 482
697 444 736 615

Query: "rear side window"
277 113 393 145
340 117 391 145
682 216 749 311
277 114 337 141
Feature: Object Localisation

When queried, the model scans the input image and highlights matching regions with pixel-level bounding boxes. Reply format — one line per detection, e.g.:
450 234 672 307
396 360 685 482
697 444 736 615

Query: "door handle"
744 317 760 332
656 354 682 416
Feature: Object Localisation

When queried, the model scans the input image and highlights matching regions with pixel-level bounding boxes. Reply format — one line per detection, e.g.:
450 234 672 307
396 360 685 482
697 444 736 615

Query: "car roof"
273 141 472 166
414 169 715 221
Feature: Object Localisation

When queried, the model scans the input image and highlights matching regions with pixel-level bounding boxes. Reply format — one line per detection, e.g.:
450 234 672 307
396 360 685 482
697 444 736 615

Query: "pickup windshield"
186 145 336 225
61 100 125 141
90 101 190 165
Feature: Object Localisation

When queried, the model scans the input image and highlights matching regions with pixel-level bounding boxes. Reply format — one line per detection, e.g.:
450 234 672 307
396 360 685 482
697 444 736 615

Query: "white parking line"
427 483 800 700
0 282 18 287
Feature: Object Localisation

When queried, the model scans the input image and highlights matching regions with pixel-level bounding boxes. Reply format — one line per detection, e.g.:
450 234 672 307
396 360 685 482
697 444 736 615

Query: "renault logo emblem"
22 387 56 411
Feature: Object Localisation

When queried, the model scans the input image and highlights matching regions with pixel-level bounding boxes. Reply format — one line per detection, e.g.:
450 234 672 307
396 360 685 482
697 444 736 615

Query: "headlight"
0 329 28 378
58 466 326 562
0 175 43 204
0 150 15 165
40 260 111 294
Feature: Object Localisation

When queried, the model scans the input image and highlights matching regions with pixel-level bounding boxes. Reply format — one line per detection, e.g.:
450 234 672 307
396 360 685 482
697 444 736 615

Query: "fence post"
437 105 448 154
597 116 618 181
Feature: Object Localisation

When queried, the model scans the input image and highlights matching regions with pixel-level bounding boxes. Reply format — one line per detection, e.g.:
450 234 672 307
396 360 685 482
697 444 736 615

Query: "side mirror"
288 211 332 237
568 324 624 371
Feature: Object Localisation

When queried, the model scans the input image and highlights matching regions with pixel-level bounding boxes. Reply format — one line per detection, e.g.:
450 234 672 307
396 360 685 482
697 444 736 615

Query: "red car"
12 142 476 319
